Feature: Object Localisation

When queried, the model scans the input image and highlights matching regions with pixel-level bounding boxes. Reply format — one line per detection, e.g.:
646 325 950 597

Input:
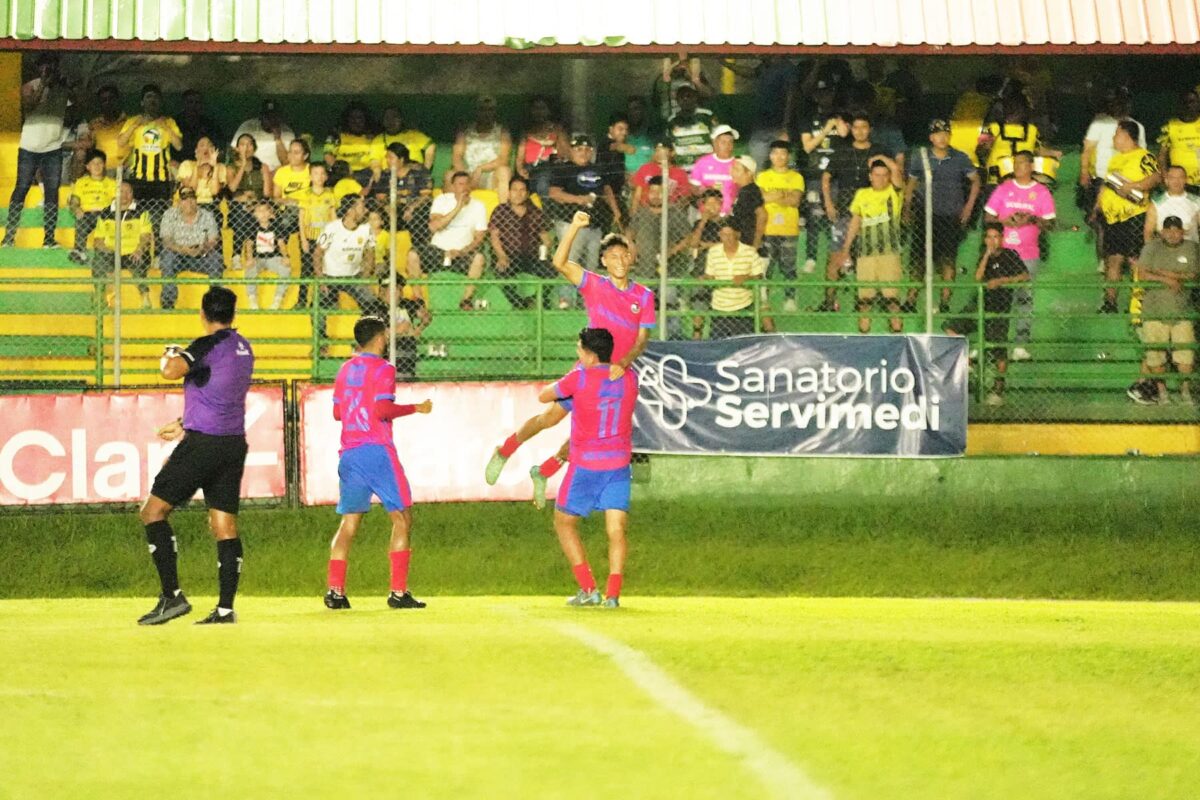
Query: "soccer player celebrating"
485 210 655 507
137 286 253 626
542 328 638 608
325 316 433 611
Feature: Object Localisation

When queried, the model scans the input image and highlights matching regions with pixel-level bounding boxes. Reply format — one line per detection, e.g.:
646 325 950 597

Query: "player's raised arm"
537 381 562 404
160 344 190 380
551 211 588 286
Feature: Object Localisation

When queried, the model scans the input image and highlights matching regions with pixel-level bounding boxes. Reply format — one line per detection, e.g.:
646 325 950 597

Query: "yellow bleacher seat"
106 311 314 341
0 314 93 337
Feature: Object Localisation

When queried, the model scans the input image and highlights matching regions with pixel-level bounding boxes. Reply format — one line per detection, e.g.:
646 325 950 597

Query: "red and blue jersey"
577 270 656 364
553 365 637 470
333 352 398 453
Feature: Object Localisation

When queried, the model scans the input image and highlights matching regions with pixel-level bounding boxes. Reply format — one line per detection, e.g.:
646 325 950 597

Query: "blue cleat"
567 589 602 607
602 597 620 609
530 466 548 510
484 447 509 485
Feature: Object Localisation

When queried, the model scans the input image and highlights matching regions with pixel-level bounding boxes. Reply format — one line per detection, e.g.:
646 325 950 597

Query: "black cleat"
137 592 192 626
387 591 427 609
194 607 237 625
324 590 352 610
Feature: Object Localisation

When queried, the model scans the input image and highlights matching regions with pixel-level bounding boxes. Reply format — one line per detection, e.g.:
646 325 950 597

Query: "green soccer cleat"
530 466 548 510
602 597 620 609
484 448 509 485
567 589 602 607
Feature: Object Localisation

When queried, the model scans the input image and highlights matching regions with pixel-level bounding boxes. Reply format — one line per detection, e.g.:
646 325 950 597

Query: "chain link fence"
0 158 1195 426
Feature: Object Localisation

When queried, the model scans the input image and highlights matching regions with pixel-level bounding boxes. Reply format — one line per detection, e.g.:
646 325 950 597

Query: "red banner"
299 382 570 505
0 386 286 505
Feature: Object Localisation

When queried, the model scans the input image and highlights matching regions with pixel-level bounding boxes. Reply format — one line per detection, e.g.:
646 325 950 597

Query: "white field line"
550 620 833 800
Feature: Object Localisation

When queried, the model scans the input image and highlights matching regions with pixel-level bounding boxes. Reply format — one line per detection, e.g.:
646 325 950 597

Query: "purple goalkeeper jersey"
180 328 254 436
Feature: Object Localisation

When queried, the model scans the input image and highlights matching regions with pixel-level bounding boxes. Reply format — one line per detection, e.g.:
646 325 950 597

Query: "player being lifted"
325 316 432 611
485 210 655 506
138 286 253 626
542 328 638 608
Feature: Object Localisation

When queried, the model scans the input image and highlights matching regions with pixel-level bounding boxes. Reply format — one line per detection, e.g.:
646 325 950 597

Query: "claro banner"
0 386 286 505
633 334 968 457
298 382 569 504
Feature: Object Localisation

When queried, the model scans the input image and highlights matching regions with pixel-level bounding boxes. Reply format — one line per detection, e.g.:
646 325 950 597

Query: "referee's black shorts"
150 431 249 514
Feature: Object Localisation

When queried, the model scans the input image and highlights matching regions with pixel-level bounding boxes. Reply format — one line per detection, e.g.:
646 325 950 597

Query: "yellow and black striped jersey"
120 116 182 183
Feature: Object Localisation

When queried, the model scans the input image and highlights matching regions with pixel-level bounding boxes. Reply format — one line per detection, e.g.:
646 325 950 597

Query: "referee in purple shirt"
137 286 255 626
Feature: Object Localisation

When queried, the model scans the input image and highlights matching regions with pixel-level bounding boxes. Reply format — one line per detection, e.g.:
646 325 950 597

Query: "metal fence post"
113 164 123 387
658 150 669 341
921 147 933 334
388 164 398 367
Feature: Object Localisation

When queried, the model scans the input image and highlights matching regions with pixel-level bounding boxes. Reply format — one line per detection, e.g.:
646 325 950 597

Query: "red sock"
327 559 348 593
572 563 596 592
606 574 623 599
498 433 521 458
389 550 411 593
539 456 564 478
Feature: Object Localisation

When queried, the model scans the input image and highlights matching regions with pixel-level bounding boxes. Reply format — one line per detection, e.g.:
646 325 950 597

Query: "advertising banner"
299 381 569 505
0 385 286 505
633 335 967 457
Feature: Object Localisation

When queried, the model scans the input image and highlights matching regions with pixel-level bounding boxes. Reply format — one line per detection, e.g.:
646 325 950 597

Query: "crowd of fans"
6 54 1200 401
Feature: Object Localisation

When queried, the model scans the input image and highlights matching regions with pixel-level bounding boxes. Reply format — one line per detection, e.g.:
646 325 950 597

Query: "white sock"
217 607 233 617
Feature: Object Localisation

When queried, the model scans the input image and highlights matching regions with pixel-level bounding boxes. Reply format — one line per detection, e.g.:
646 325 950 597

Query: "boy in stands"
485 210 655 507
325 316 432 610
542 328 637 608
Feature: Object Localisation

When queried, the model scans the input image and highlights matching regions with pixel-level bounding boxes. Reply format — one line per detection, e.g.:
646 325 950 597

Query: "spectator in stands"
374 105 435 171
298 162 335 308
624 95 657 175
834 161 906 334
1095 121 1161 314
983 151 1055 360
547 134 622 284
68 149 116 264
845 80 907 174
330 160 364 200
393 273 433 381
117 84 182 247
979 93 1060 188
702 220 763 338
514 95 567 200
943 222 1029 407
799 96 848 276
597 113 633 205
4 53 73 249
628 175 693 284
1157 90 1200 191
758 140 806 312
90 181 152 309
176 136 227 209
819 114 897 312
653 53 713 122
88 84 126 175
408 171 488 312
314 195 386 329
667 84 717 169
376 143 433 229
729 156 765 250
1081 88 1145 215
723 57 799 167
451 95 512 202
158 187 221 310
1127 216 1198 405
690 125 739 214
325 102 376 186
232 99 295 171
686 189 726 338
177 89 223 167
903 119 981 313
60 114 92 186
227 133 274 263
631 139 691 209
242 199 291 310
272 137 311 239
1146 165 1200 243
489 176 554 309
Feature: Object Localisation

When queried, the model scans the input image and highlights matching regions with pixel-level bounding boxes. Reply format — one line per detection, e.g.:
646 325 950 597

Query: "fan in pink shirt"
983 153 1056 261
689 124 740 214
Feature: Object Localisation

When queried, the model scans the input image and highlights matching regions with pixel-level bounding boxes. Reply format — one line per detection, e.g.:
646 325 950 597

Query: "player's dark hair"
608 112 629 127
85 148 106 165
291 138 312 158
983 221 1004 236
338 194 361 218
579 327 615 364
309 160 327 174
202 286 237 325
851 112 872 127
599 233 629 257
1014 149 1035 162
354 315 388 347
1116 119 1140 141
769 139 791 152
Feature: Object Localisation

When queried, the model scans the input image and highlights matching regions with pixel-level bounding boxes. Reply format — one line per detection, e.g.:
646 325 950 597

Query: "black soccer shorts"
150 431 249 514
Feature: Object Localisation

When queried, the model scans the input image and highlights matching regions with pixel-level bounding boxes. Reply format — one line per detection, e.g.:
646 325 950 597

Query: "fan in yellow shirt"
325 103 376 179
1157 90 1200 186
295 162 338 307
68 150 117 259
1097 120 1163 312
373 106 436 171
331 158 364 200
755 141 806 309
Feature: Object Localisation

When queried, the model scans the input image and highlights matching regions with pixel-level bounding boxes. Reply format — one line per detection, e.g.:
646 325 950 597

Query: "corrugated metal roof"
1 0 1198 48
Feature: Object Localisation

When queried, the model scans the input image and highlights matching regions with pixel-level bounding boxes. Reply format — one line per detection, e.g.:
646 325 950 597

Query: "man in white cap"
690 124 739 214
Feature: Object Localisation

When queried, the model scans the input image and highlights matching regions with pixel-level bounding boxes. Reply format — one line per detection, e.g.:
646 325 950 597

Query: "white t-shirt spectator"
317 219 371 277
429 193 488 252
1152 191 1200 241
230 118 296 170
19 78 69 153
1084 114 1147 179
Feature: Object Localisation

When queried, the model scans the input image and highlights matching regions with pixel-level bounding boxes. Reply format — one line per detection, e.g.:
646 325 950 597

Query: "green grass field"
2 596 1198 799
